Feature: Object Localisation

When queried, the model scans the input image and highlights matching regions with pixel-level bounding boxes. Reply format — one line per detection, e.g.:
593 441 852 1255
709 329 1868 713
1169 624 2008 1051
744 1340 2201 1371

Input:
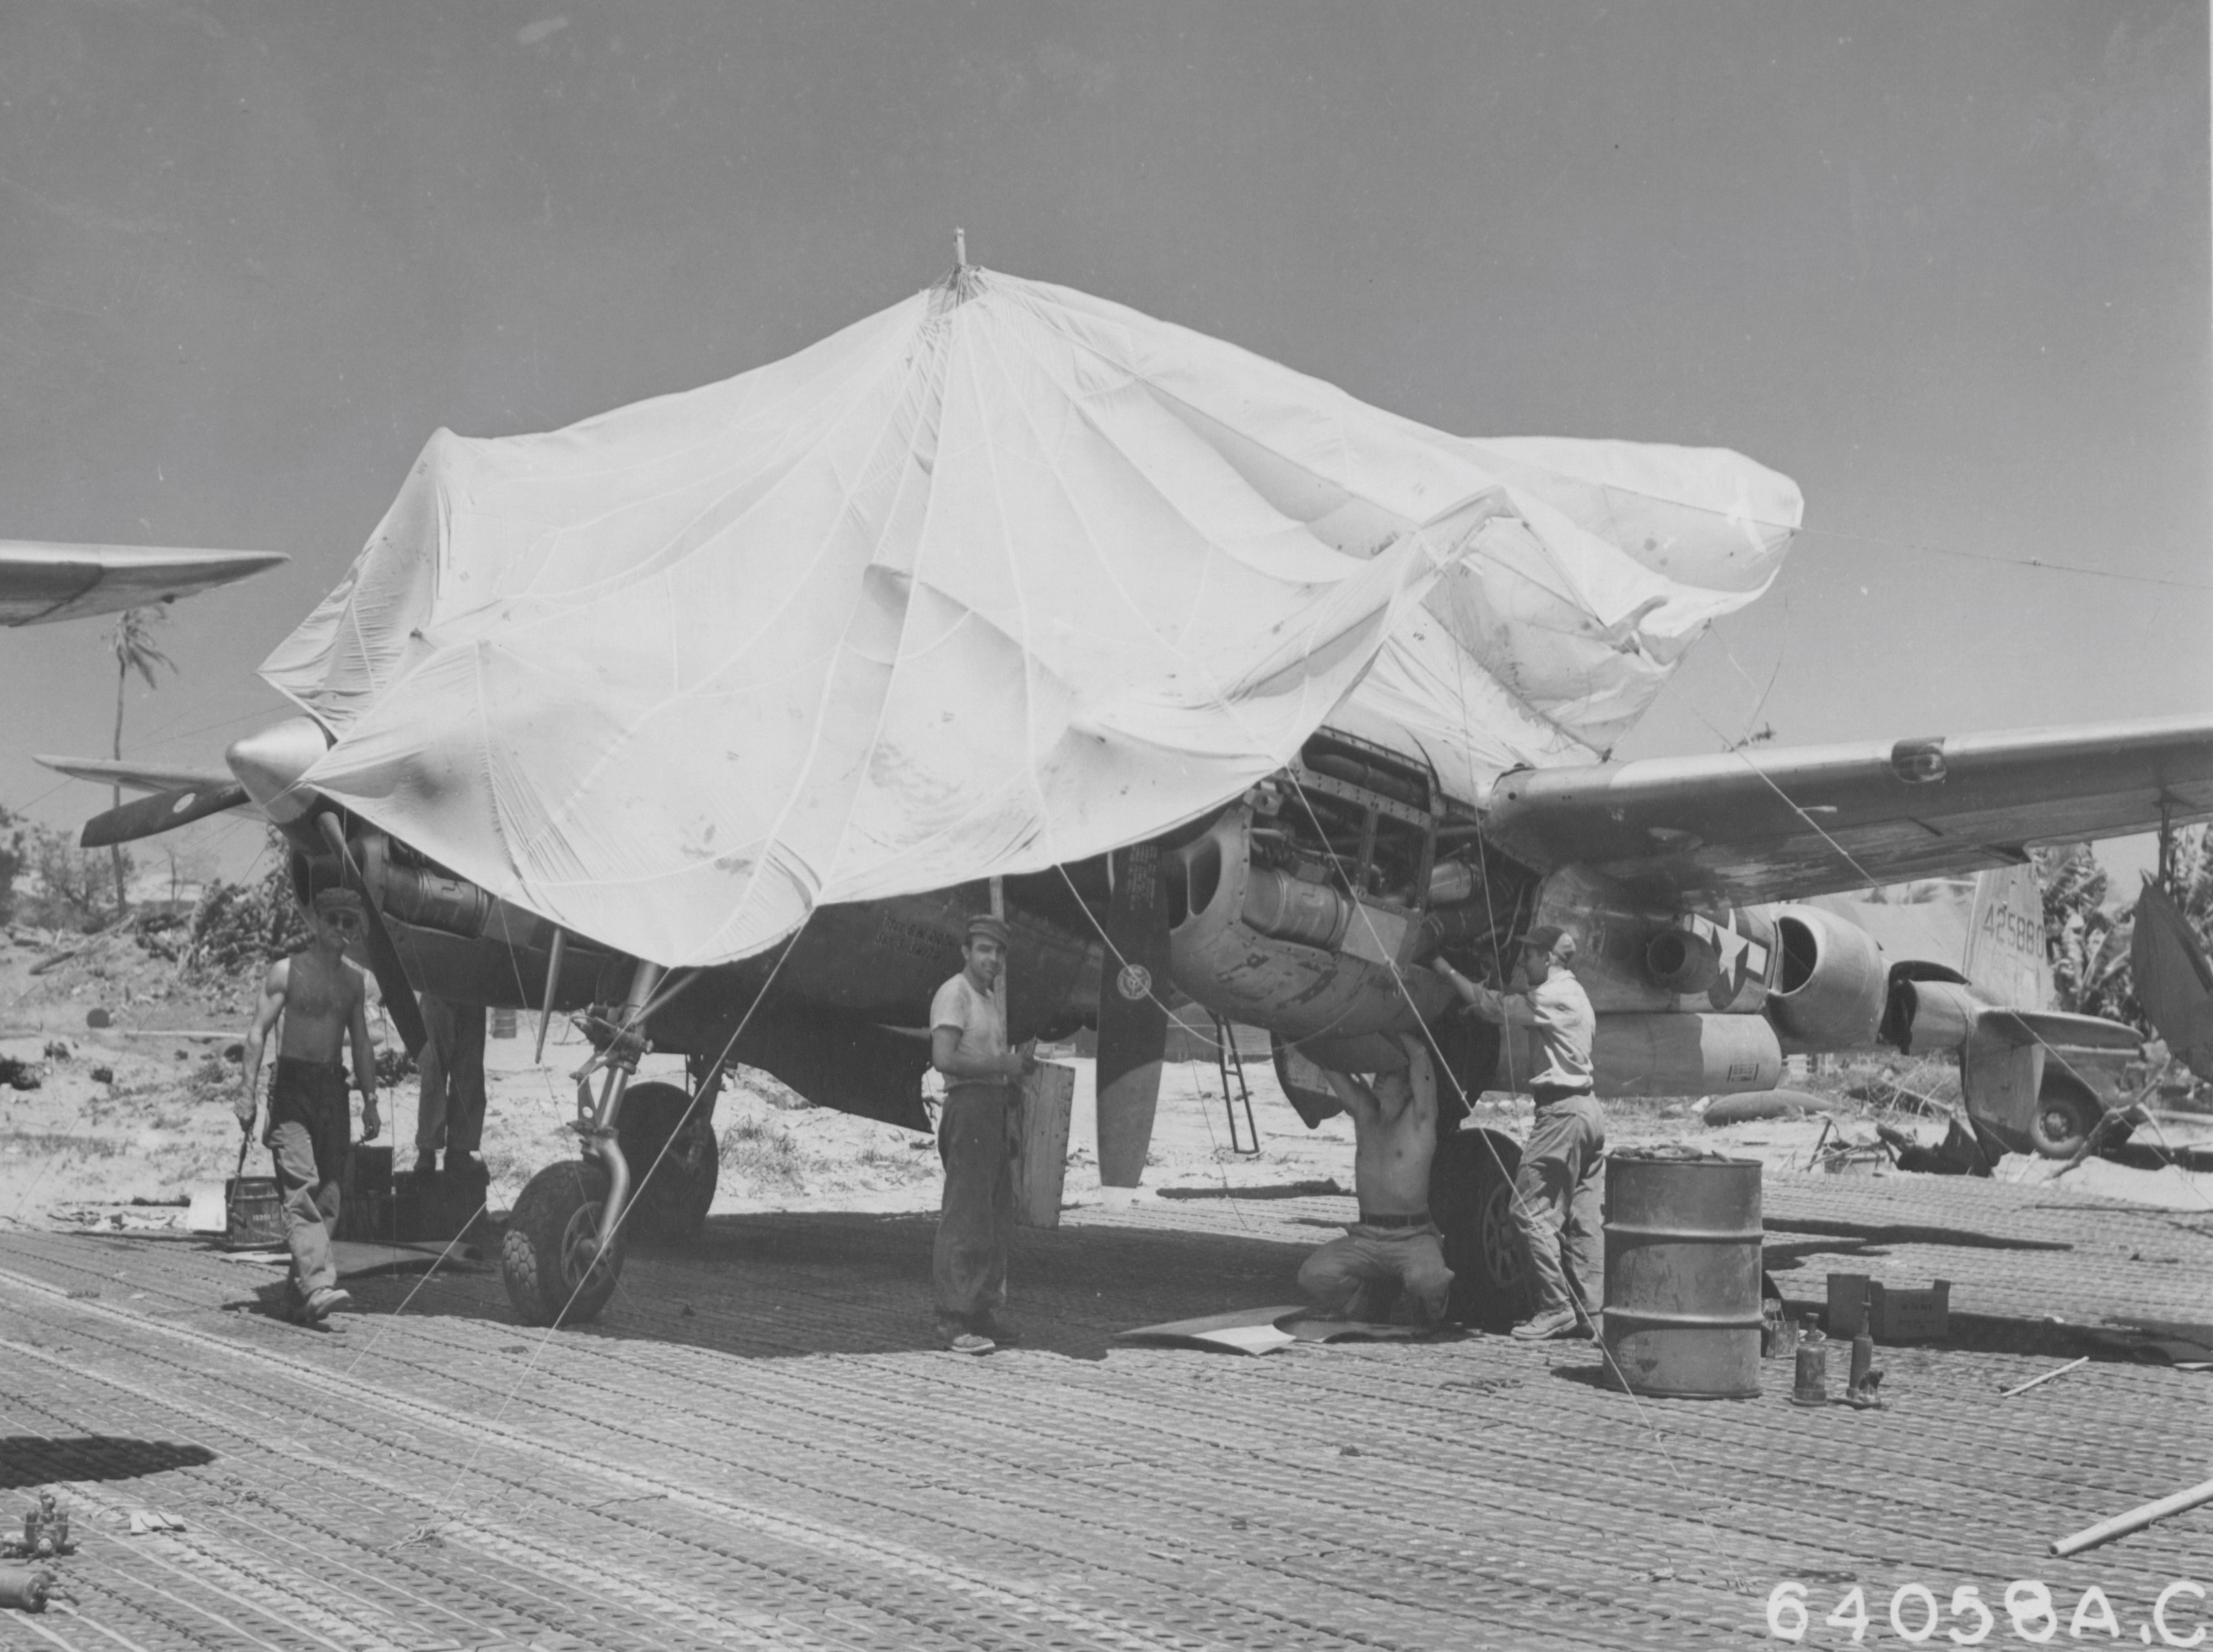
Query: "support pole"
535 927 568 1063
2052 1474 2213 1557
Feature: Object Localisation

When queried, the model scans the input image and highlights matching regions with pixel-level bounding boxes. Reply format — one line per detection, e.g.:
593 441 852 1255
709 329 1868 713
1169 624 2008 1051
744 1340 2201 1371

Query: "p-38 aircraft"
40 267 2213 1328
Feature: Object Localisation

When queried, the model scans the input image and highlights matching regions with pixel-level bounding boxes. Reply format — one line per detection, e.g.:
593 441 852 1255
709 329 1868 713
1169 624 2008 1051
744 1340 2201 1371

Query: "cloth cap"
964 914 1011 948
1522 924 1573 957
312 887 365 918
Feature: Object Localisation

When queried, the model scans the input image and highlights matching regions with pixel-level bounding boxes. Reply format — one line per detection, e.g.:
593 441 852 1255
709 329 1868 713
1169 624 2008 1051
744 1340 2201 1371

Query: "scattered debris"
1847 1078 1950 1117
7 1493 73 1560
89 1065 113 1085
0 1563 53 1612
0 1056 42 1092
2052 1473 2213 1557
2000 1357 2088 1398
41 1042 68 1061
125 1511 186 1536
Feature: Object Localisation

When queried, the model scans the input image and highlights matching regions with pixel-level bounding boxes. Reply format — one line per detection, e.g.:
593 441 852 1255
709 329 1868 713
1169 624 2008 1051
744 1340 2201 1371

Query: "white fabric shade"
264 269 1800 966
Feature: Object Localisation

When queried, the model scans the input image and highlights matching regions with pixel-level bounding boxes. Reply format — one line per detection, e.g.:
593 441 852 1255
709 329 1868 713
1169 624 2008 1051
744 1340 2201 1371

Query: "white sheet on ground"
263 270 1799 967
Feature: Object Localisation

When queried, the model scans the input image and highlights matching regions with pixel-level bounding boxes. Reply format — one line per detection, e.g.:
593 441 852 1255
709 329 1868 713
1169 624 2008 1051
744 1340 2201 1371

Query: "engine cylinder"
1767 905 1888 1051
1240 868 1351 951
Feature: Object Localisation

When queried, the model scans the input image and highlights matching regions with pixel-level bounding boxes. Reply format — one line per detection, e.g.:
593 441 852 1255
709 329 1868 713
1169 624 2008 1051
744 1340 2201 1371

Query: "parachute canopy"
263 269 1800 967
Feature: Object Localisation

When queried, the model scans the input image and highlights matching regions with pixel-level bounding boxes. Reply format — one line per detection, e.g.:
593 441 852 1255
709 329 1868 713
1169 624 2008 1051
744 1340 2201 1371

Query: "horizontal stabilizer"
1976 1007 2144 1053
80 782 250 847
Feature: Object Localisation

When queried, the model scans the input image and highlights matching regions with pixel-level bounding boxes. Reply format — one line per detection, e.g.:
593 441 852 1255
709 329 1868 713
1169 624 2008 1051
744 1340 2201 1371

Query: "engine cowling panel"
1766 904 1888 1051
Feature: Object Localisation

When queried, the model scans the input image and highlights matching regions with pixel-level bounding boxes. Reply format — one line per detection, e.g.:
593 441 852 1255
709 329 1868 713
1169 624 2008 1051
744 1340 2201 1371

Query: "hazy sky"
1 1 2205 889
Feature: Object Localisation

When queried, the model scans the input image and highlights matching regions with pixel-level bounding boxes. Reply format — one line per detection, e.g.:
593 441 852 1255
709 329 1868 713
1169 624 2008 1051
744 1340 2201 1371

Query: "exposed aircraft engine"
1765 904 1888 1050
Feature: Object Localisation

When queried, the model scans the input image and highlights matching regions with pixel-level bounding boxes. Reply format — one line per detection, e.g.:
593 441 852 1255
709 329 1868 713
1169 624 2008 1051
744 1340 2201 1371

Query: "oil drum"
1601 1148 1764 1399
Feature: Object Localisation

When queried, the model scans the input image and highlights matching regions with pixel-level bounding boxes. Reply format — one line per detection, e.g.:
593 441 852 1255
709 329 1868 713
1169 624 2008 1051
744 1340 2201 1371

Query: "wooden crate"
1011 1062 1075 1229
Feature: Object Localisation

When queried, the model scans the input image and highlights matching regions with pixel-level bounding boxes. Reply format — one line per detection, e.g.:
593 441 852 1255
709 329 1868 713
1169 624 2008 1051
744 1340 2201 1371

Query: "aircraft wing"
0 540 285 626
1483 714 2213 904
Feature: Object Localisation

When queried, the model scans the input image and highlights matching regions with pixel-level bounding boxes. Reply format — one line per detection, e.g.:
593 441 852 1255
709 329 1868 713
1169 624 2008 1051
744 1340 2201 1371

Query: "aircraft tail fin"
1962 863 2049 1011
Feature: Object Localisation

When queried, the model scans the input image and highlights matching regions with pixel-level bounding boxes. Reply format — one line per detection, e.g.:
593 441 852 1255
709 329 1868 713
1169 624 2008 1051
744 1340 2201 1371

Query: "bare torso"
273 948 364 1063
1329 1036 1439 1216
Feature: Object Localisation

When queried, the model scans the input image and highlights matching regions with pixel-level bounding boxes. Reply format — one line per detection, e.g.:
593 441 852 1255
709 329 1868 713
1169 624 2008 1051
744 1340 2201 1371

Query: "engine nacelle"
1766 904 1888 1051
1891 977 1980 1055
1166 811 1452 1041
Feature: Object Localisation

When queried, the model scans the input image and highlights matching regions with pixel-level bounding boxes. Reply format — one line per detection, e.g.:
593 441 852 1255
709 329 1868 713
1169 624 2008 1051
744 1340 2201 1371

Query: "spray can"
1790 1317 1828 1406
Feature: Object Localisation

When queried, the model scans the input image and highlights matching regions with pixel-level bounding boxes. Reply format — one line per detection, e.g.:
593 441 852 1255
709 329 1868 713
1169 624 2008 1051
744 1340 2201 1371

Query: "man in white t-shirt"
1432 924 1605 1341
929 914 1035 1354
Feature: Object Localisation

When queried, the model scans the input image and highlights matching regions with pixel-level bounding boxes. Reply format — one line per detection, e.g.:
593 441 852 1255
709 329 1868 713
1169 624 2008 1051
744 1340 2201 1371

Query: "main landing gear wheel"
502 1160 625 1326
615 1080 720 1243
1430 1129 1533 1330
2028 1083 2102 1160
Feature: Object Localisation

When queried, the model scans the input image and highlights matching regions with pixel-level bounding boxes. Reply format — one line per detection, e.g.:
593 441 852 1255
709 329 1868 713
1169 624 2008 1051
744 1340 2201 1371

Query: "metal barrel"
1601 1150 1764 1399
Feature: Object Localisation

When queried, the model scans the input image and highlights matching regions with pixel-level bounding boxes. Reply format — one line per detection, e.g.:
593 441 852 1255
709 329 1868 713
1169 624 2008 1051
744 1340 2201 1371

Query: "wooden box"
1011 1061 1075 1229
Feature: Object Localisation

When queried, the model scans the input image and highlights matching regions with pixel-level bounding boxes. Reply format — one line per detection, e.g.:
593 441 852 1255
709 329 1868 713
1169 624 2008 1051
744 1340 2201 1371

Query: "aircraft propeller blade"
317 813 428 1059
78 782 251 848
1095 843 1173 1192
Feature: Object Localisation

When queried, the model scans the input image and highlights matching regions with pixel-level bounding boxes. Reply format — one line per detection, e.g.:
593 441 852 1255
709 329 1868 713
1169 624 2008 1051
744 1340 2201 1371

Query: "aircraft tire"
1430 1128 1534 1328
615 1081 720 1243
2027 1082 2101 1160
501 1159 625 1326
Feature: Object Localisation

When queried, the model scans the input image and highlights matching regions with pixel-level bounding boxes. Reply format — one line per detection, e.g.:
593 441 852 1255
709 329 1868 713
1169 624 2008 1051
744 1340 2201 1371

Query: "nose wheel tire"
1430 1128 1534 1329
615 1081 720 1243
501 1160 625 1326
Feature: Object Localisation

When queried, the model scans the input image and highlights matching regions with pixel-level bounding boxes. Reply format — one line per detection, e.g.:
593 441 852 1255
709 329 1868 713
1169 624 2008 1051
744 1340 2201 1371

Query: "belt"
1358 1209 1431 1230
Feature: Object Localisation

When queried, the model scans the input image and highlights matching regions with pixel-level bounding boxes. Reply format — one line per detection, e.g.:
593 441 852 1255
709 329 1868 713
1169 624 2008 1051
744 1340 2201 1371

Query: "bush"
183 837 309 976
11 821 127 932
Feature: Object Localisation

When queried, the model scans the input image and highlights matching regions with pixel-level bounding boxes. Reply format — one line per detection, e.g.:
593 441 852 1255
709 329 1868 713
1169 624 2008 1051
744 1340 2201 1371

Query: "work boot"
300 1286 353 1323
972 1312 1021 1346
1510 1305 1582 1341
935 1314 995 1356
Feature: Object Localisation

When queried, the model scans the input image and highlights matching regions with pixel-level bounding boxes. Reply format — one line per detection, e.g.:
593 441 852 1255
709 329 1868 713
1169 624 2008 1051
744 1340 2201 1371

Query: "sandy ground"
5 921 2209 1235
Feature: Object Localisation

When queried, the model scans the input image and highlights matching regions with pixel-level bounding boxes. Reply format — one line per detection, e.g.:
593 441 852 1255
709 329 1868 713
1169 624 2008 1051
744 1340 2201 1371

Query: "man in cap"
1431 924 1604 1340
238 886 382 1325
928 912 1035 1354
1299 1031 1455 1328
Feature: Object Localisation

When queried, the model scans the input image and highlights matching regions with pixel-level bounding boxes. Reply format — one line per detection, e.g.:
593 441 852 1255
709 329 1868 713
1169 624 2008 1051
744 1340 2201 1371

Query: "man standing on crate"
238 886 382 1325
1431 924 1604 1341
928 914 1034 1356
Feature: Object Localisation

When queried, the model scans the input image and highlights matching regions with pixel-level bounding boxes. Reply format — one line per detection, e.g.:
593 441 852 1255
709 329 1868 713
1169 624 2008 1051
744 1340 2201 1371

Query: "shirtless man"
1298 1032 1454 1328
239 887 382 1324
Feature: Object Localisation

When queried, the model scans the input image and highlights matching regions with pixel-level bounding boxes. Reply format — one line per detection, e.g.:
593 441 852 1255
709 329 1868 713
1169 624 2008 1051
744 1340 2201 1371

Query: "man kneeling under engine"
1298 1032 1453 1327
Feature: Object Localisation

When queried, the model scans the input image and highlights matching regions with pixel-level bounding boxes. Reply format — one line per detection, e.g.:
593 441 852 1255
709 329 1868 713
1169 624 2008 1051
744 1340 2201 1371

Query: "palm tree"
107 605 174 919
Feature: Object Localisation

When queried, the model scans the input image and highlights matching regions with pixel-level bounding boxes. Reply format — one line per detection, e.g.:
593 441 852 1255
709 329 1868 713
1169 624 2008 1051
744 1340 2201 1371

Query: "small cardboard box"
1011 1061 1075 1229
1867 1278 1951 1342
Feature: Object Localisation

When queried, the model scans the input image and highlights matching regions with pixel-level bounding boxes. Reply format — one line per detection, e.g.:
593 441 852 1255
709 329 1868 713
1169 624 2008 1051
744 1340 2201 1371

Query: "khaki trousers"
1513 1092 1606 1316
933 1084 1012 1319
